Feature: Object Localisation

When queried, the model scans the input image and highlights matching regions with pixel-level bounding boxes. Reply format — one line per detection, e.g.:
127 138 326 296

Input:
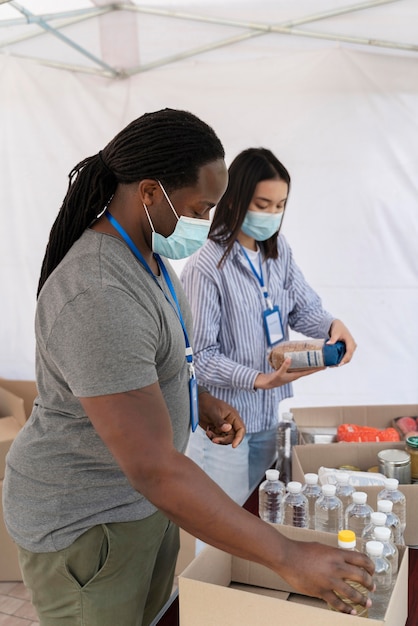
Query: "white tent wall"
1 38 417 409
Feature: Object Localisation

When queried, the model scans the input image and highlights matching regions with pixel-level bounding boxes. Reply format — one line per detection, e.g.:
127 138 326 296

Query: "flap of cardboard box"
291 404 418 430
0 387 26 427
0 379 37 423
0 415 22 480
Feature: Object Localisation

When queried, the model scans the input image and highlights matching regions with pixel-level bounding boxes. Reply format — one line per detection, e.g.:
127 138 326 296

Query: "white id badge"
189 375 199 432
263 306 284 346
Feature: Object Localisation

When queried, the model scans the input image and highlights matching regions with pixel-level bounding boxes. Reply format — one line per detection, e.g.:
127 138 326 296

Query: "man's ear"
137 179 162 206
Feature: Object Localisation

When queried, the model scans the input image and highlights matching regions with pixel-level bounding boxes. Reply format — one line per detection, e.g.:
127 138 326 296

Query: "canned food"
406 435 418 483
377 449 411 484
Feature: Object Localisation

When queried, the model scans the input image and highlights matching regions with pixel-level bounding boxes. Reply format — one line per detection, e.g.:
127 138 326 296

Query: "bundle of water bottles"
258 468 406 619
269 409 408 617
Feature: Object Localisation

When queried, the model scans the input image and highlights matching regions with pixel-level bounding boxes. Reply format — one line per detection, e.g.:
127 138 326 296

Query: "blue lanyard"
240 245 273 310
105 210 194 376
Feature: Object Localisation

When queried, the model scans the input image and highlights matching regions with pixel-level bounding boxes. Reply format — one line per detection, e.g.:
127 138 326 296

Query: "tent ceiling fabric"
0 0 417 78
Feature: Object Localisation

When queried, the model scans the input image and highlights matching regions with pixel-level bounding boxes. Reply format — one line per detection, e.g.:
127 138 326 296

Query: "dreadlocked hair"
37 108 225 297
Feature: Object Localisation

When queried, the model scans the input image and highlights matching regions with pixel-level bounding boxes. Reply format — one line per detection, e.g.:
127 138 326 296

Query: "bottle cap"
374 526 391 542
366 540 384 557
370 512 387 526
282 412 294 422
265 469 280 482
352 491 367 504
384 478 399 490
338 529 356 549
335 472 350 484
377 499 393 513
322 483 336 496
304 473 319 485
287 481 302 493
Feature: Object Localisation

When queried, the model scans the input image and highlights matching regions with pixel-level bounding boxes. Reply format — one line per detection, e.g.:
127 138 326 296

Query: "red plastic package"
337 424 400 443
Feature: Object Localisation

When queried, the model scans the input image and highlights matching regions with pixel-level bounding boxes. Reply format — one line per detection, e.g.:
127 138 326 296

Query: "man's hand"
276 539 374 615
198 391 245 448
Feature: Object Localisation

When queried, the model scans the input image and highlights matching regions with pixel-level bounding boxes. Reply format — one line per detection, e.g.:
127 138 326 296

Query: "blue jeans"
186 425 277 506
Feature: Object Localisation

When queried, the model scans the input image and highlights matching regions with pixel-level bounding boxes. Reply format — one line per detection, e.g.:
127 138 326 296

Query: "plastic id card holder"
189 375 199 432
263 306 284 347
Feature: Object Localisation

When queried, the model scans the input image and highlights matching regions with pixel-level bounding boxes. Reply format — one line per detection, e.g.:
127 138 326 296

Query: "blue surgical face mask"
143 182 210 259
241 210 283 241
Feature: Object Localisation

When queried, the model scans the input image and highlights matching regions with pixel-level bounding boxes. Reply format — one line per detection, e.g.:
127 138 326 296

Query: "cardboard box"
292 441 416 546
175 529 197 576
0 387 27 479
290 403 418 547
179 525 408 625
291 403 418 435
0 480 23 581
0 378 37 424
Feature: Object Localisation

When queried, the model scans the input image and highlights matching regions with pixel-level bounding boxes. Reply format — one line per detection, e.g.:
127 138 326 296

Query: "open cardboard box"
0 380 37 581
291 403 418 441
0 378 37 424
0 386 27 480
179 525 408 625
290 403 418 546
0 480 22 581
293 441 417 546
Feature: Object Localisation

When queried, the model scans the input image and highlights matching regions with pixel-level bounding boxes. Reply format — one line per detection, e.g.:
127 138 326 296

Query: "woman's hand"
254 357 324 390
327 319 357 365
198 391 245 448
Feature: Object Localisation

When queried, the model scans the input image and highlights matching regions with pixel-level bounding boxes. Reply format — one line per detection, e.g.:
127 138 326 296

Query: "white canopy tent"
1 0 417 410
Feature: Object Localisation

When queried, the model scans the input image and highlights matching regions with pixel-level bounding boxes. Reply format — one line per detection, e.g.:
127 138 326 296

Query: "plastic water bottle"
327 530 369 617
302 473 322 530
335 472 355 514
366 540 392 620
275 412 299 485
377 478 406 536
374 526 398 590
314 484 343 533
377 499 405 546
345 491 373 540
258 469 285 523
282 481 309 528
360 511 387 551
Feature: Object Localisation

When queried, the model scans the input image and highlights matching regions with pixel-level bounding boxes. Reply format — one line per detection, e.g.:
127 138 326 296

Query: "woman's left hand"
198 392 246 448
327 319 357 365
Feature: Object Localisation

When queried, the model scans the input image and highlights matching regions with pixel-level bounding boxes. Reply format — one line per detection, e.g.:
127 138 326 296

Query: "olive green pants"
17 511 179 626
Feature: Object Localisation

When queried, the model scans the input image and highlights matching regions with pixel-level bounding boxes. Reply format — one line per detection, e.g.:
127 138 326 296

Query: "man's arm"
79 383 374 614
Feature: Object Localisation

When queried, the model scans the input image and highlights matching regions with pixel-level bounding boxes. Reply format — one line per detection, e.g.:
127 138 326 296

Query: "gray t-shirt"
3 229 191 552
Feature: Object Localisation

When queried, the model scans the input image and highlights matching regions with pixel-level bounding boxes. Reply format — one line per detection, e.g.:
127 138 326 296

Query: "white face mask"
143 182 210 259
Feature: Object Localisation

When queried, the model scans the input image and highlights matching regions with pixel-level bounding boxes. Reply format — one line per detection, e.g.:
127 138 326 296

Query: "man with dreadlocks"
3 109 374 625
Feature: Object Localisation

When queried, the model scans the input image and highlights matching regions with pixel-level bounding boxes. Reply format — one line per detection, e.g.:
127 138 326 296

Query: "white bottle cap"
352 491 367 504
336 472 350 484
287 481 302 493
370 512 387 526
366 540 384 557
377 499 393 513
322 483 337 496
304 473 319 485
384 478 399 490
282 412 294 422
374 526 391 542
266 469 280 482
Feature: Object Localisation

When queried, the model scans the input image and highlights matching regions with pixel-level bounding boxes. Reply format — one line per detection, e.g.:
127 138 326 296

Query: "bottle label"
284 349 324 369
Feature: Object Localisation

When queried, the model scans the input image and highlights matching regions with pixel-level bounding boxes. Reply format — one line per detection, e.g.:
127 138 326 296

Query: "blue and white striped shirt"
181 236 334 433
